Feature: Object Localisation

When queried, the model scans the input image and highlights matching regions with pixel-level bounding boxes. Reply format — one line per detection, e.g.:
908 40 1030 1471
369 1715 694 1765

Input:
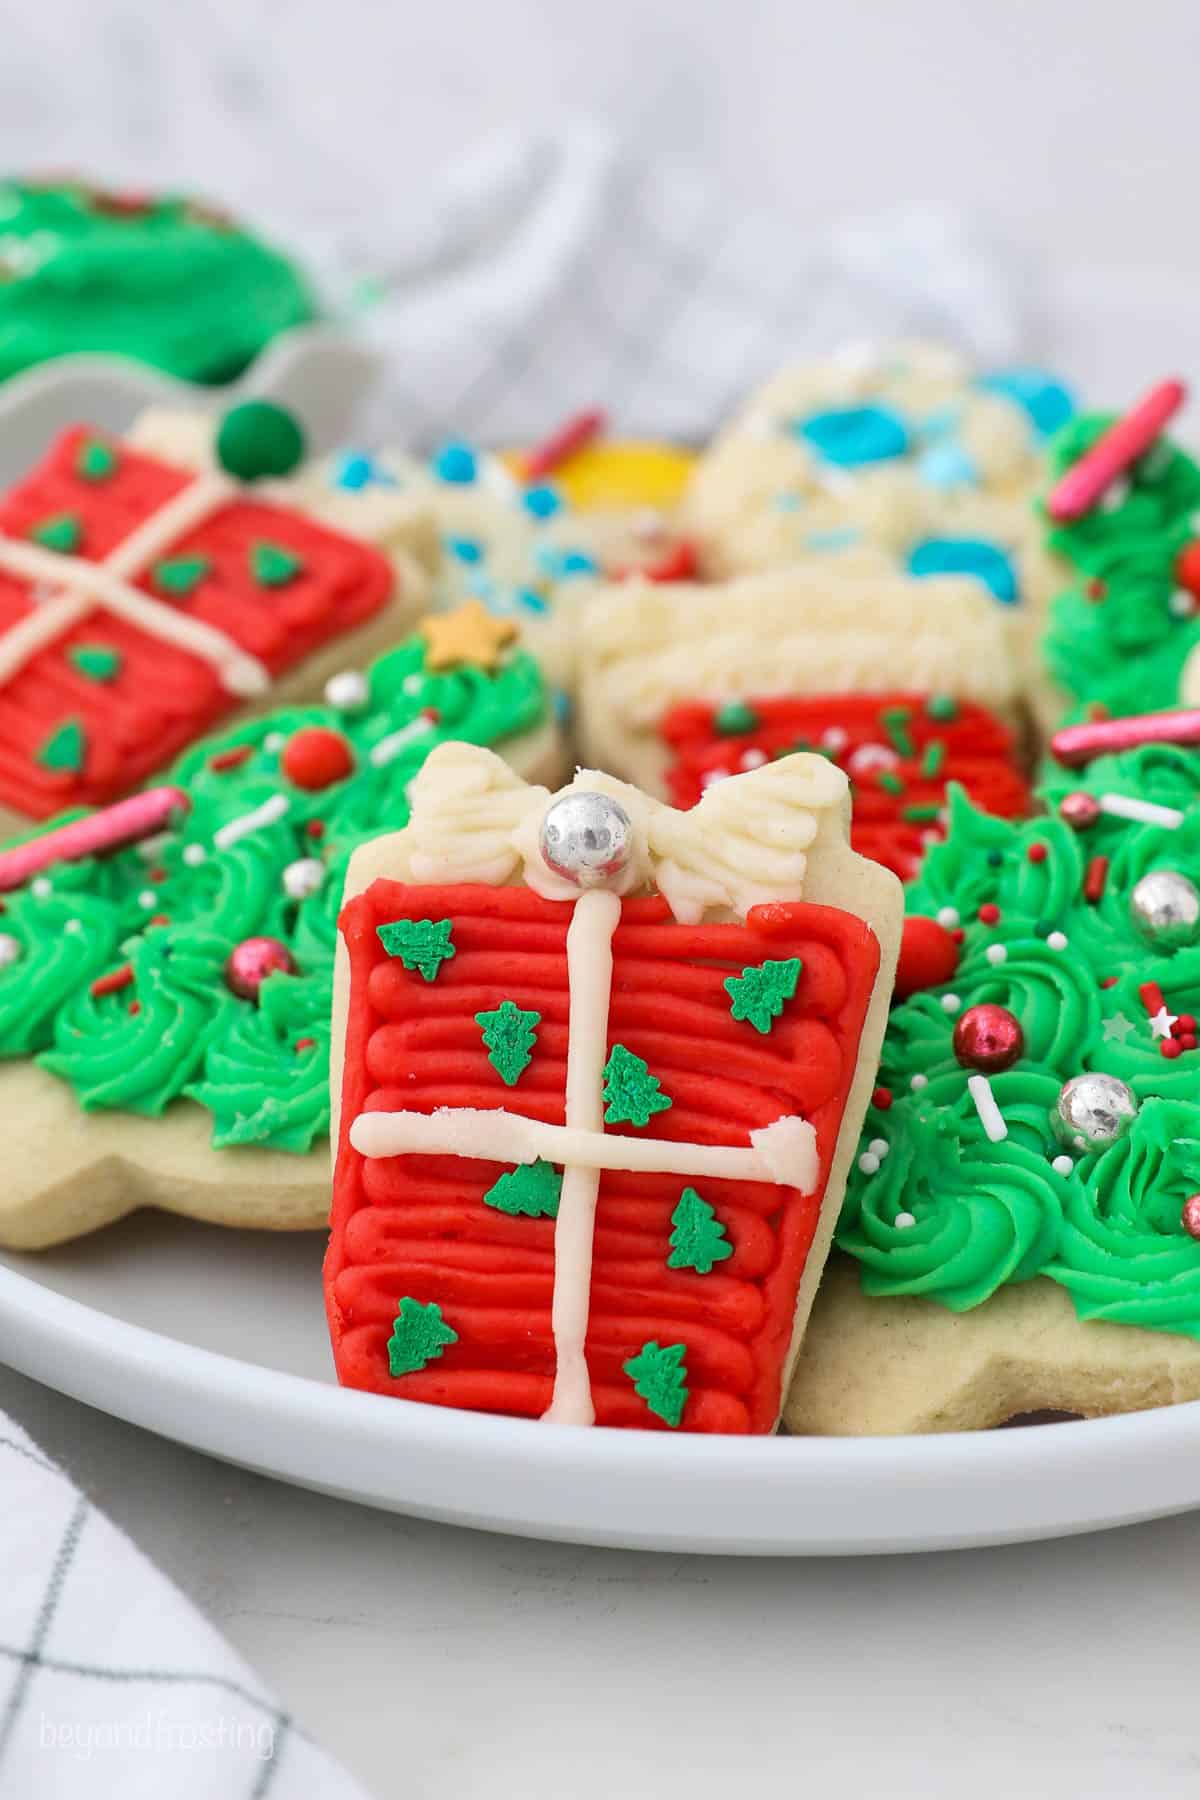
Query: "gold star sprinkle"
419 601 518 672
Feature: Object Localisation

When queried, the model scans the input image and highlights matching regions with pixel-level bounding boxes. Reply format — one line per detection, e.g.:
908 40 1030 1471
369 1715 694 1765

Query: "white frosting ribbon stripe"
0 469 271 697
348 1106 818 1193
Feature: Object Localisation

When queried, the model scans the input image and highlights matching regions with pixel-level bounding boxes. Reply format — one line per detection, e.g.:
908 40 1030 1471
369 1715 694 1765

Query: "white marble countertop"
6 1361 1200 1799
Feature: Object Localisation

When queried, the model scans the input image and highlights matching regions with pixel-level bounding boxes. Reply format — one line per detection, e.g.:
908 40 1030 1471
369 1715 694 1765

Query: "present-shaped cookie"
662 690 1029 881
328 742 901 1433
0 402 433 834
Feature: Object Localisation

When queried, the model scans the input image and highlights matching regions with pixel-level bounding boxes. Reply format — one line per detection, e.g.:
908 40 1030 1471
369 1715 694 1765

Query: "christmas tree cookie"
785 720 1200 1434
0 401 437 836
0 604 561 1249
575 564 1024 804
328 740 903 1434
679 341 1070 627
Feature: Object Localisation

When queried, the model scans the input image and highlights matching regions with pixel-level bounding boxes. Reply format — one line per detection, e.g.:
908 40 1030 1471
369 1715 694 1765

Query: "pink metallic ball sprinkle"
224 935 296 1002
1059 790 1101 832
1182 1195 1200 1241
952 1002 1025 1074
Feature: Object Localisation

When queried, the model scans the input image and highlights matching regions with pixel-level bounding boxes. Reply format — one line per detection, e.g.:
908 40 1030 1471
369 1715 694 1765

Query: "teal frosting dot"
793 404 910 467
522 484 562 520
534 545 599 580
907 536 1019 605
445 535 483 564
516 587 549 615
432 442 478 484
916 439 978 492
976 368 1075 439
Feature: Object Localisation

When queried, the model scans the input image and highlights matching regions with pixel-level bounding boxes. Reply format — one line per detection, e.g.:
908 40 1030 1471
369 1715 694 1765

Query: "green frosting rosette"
0 179 315 384
0 625 548 1155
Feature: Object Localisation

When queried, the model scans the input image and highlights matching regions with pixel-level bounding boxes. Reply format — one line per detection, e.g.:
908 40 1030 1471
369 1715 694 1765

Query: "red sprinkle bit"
951 927 966 944
294 1036 317 1053
639 539 699 584
148 866 167 884
149 913 170 927
1083 854 1110 904
1086 578 1107 601
305 820 326 841
1026 843 1048 864
1178 1013 1198 1034
872 1085 893 1111
1161 1038 1183 1059
1140 981 1167 1016
523 408 606 481
422 707 441 725
209 745 254 773
1099 975 1119 989
978 903 1001 925
90 963 133 999
128 1000 141 1016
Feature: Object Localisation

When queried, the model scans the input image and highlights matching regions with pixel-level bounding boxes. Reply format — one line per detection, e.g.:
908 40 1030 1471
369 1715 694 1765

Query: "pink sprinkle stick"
523 409 607 481
0 786 191 892
1046 378 1187 522
1050 708 1200 767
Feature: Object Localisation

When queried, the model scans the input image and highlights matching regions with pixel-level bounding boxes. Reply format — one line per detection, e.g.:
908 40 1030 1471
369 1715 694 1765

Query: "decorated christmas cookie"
327 741 902 1433
0 402 435 835
680 341 1072 629
1037 382 1200 732
0 605 559 1249
0 177 314 384
785 719 1200 1433
662 691 1029 881
576 566 1023 796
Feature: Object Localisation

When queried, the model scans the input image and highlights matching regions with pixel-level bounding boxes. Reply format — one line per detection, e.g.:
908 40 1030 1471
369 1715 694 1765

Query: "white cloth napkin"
294 122 1034 448
0 1418 368 1799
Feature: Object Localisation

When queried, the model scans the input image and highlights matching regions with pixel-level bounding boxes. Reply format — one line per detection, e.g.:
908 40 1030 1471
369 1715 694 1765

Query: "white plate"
1 1215 1200 1555
4 265 1200 1556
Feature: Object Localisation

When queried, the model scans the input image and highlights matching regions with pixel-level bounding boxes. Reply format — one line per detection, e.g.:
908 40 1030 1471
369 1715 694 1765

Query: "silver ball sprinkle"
324 669 369 714
1052 1072 1138 1153
282 857 325 901
539 790 634 889
0 932 21 969
1130 869 1200 949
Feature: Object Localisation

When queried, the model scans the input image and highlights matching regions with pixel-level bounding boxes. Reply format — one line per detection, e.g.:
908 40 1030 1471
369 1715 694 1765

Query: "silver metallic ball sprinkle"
1129 869 1200 949
1052 1072 1138 1153
0 932 21 968
282 857 325 901
324 669 369 713
539 790 633 889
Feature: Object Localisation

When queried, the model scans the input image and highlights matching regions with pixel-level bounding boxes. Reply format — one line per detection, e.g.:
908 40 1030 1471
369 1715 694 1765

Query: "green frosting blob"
0 180 315 384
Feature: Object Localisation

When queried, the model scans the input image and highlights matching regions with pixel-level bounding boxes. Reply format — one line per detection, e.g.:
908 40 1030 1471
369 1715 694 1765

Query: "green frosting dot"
250 541 304 588
75 439 117 482
154 554 212 596
602 1043 672 1127
624 1339 689 1427
36 718 86 772
216 401 306 481
69 644 121 683
376 917 455 981
714 699 760 736
925 694 959 722
31 513 81 553
483 1159 561 1218
724 956 802 1034
386 1297 458 1376
475 999 539 1086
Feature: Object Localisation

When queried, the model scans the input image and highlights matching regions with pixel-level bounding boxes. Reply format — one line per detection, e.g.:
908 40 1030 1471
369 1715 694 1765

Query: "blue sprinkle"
522 483 562 520
907 536 1019 605
333 450 396 492
977 369 1075 439
516 587 550 616
534 545 599 580
804 527 862 552
432 441 478 484
553 687 574 725
793 404 909 468
445 535 483 565
916 439 979 492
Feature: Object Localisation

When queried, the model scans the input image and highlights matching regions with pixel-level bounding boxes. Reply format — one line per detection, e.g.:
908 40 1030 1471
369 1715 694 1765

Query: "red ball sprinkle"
224 935 297 1002
951 927 966 944
1026 843 1048 864
978 903 1001 925
893 915 961 1000
1181 1033 1198 1052
872 1085 893 1111
128 1000 141 1015
1182 1194 1200 1239
281 726 355 792
952 1003 1025 1074
305 819 326 840
1161 1038 1184 1060
1177 1013 1197 1034
1059 790 1101 831
1176 541 1200 600
1086 578 1107 601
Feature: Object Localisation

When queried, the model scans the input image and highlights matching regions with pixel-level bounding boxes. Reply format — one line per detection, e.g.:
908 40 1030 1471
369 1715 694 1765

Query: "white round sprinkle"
986 943 1008 965
282 856 325 901
868 1138 889 1158
941 992 962 1013
739 748 768 771
30 877 51 899
182 843 207 867
0 933 21 967
1051 1154 1074 1177
138 889 157 910
1169 590 1196 619
895 1211 917 1230
325 669 370 712
699 767 732 789
858 1152 880 1176
1047 930 1068 951
936 906 960 929
400 674 424 697
910 1073 929 1091
64 918 83 934
821 727 849 753
263 732 285 754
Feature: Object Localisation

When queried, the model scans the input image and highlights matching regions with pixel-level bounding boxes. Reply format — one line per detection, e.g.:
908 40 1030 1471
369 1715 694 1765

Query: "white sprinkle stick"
213 793 290 849
1098 792 1184 830
967 1073 1007 1143
368 713 437 767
